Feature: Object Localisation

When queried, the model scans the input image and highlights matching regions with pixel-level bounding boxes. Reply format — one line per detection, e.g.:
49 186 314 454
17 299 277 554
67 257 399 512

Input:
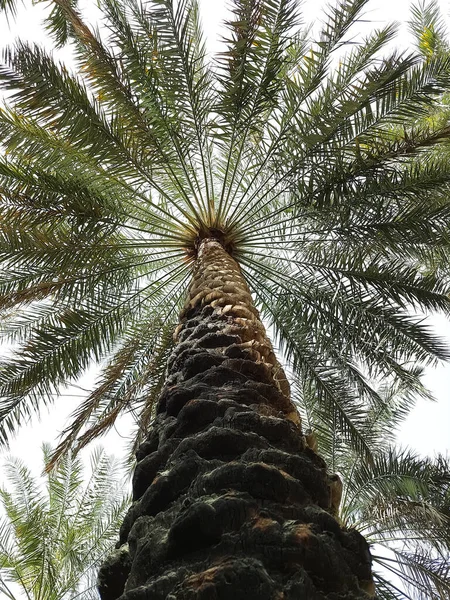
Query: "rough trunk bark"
98 238 374 600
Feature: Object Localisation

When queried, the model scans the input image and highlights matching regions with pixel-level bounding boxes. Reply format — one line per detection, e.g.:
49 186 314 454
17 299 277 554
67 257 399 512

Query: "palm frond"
409 0 449 59
215 0 301 222
374 551 450 600
0 0 21 17
341 449 450 598
0 444 129 599
310 388 450 600
48 314 178 468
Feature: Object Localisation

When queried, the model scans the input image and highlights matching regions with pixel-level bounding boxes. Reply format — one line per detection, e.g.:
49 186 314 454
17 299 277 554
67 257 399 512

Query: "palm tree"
1 0 450 597
0 444 129 600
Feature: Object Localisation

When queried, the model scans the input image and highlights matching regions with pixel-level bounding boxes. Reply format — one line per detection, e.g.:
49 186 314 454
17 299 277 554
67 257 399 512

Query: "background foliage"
0 445 129 600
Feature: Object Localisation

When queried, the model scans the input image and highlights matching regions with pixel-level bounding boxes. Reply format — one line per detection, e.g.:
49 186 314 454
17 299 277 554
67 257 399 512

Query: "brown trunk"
98 238 374 600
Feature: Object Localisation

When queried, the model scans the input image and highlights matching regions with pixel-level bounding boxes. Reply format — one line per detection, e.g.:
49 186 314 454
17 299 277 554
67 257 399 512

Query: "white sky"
0 3 449 596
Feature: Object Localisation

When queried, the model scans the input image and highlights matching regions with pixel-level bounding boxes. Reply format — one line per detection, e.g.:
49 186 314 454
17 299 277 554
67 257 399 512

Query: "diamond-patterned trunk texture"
98 238 375 600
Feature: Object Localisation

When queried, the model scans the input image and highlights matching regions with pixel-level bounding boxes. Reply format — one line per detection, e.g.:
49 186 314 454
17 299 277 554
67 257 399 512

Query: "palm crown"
1 0 450 463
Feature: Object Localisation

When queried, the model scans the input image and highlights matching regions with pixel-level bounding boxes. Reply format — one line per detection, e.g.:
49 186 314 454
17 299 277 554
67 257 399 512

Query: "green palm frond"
373 550 450 600
0 0 20 16
214 0 301 221
410 0 449 60
344 448 450 599
0 444 129 600
44 0 80 48
48 315 177 469
0 0 450 463
305 380 450 599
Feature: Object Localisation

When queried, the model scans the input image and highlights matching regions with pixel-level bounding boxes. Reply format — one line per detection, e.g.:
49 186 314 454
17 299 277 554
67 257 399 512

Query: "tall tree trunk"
98 238 375 600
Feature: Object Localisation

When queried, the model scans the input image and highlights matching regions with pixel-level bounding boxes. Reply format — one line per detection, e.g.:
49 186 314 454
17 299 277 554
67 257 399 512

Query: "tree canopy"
0 2 450 597
0 0 449 462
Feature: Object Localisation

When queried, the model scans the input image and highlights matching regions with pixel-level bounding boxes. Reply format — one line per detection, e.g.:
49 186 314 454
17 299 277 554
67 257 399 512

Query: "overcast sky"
0 0 448 478
0 2 449 599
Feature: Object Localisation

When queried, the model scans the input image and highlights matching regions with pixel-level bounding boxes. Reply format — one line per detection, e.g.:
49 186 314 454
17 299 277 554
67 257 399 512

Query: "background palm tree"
0 444 129 600
0 0 450 598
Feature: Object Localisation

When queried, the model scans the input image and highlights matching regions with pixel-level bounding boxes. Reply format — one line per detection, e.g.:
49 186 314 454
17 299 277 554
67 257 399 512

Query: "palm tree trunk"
98 238 375 600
